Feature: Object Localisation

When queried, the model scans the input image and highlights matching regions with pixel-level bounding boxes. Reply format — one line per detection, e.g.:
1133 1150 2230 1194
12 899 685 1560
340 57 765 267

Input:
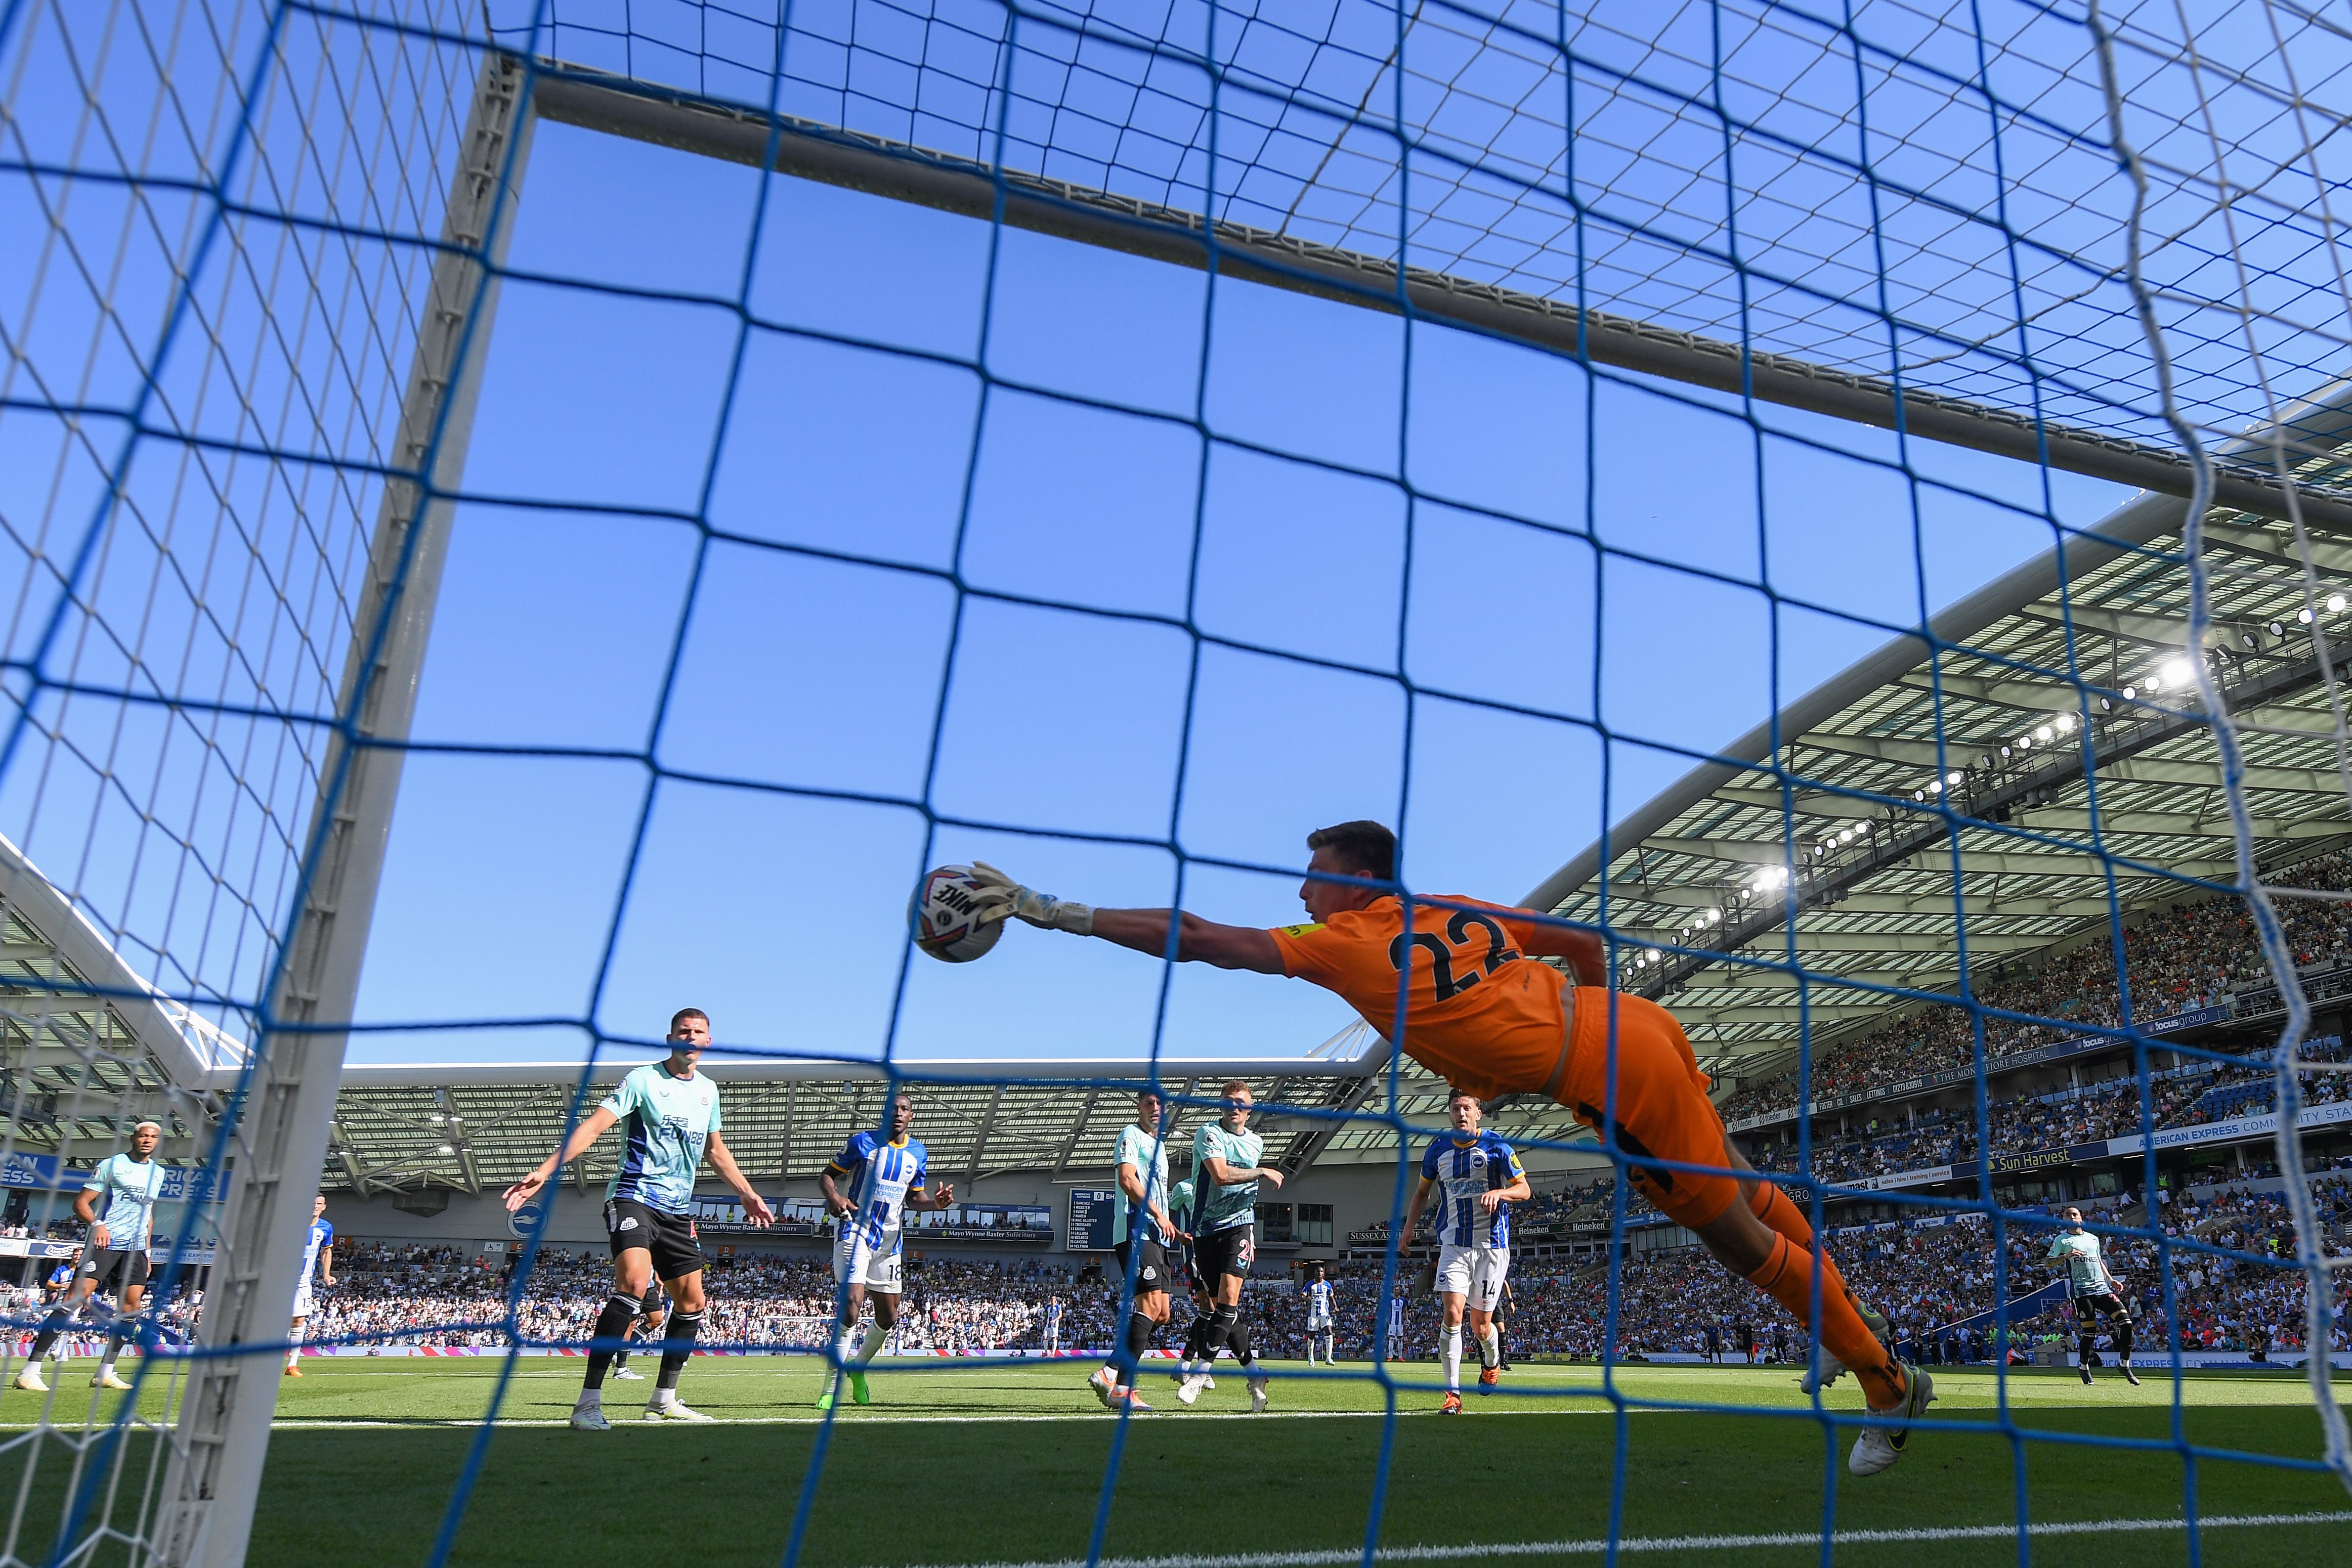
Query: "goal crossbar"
525 61 2352 534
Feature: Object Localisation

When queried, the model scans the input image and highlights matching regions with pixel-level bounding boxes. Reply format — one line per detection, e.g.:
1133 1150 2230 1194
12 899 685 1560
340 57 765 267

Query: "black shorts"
1113 1237 1173 1293
1193 1225 1255 1282
77 1249 150 1291
604 1199 703 1282
2077 1289 2129 1319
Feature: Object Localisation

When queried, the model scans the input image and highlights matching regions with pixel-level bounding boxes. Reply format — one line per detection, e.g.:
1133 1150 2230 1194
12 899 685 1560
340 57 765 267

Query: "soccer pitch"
8 1360 2348 1566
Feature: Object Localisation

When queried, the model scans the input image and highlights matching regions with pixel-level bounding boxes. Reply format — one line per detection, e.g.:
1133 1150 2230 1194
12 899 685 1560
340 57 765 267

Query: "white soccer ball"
911 864 1005 963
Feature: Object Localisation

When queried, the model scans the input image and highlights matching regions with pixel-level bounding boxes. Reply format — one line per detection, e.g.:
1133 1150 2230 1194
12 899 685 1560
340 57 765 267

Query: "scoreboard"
1066 1188 1120 1252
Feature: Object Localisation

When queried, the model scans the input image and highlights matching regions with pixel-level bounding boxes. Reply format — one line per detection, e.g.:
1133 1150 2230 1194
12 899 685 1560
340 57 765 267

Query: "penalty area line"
929 1511 2352 1568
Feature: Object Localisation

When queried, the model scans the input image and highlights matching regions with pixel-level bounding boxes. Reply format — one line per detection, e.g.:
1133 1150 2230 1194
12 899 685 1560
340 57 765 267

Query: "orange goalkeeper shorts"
1556 988 1741 1230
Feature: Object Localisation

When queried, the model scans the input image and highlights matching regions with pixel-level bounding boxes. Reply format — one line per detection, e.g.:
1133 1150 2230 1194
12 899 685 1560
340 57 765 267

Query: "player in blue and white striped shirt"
817 1092 955 1409
1401 1091 1528 1411
284 1193 335 1375
1304 1262 1337 1365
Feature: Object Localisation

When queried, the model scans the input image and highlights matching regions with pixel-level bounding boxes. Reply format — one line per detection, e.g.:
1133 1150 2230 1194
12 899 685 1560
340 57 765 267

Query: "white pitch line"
929 1511 2352 1568
0 1407 1687 1431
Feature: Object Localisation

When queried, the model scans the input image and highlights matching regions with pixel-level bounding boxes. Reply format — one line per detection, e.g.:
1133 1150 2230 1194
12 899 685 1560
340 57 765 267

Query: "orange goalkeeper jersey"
1266 895 1571 1101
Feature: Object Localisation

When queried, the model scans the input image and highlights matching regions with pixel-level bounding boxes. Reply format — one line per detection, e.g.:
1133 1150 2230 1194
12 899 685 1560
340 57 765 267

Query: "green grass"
4 1359 2348 1565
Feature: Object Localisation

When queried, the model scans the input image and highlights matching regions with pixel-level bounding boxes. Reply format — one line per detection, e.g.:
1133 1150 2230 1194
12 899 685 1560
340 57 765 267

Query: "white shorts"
291 1285 315 1320
1306 1313 1333 1331
1435 1243 1509 1312
833 1226 905 1293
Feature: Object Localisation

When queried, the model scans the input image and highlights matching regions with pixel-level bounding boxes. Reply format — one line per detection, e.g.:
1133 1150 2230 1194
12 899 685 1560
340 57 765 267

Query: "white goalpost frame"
43 13 2337 1561
147 55 535 1568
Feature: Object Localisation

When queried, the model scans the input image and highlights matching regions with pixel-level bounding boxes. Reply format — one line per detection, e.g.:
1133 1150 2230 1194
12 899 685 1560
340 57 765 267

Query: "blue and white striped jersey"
1307 1280 1335 1319
1420 1132 1525 1248
84 1153 167 1252
828 1131 929 1250
301 1217 334 1281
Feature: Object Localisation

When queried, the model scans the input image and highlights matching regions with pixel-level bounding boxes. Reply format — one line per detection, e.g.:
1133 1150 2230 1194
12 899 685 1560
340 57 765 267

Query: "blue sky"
337 120 2133 1068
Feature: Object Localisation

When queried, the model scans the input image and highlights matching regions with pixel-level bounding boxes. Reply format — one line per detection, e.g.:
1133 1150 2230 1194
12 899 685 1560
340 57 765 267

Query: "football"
910 864 1005 962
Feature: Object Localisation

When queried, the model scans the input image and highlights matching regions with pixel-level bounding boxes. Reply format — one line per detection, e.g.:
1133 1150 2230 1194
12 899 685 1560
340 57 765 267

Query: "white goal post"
147 56 535 1568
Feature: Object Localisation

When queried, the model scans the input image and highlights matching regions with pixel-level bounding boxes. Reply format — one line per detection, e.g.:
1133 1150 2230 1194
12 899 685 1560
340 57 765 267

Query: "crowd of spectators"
1356 1181 2351 1365
34 1180 2336 1373
1720 854 2352 1120
302 1243 1104 1354
1746 1036 2352 1187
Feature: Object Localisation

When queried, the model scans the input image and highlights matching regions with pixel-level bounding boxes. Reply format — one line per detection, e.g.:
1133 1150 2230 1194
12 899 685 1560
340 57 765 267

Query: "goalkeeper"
961 820 1931 1476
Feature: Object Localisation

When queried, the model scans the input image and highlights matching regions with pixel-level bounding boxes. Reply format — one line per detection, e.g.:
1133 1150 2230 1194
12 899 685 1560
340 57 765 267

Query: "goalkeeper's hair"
1306 820 1395 882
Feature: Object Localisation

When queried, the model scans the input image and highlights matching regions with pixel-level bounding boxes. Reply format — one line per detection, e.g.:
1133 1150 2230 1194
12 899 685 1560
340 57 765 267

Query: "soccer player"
1304 1262 1336 1366
1043 1295 1063 1356
816 1091 955 1410
503 1009 775 1429
1176 1080 1283 1411
284 1193 335 1376
1400 1090 1528 1412
1387 1288 1407 1359
609 1283 665 1380
1491 1278 1514 1371
16 1120 167 1392
962 821 1931 1475
1167 1174 1219 1390
2048 1207 2140 1386
1090 1090 1181 1412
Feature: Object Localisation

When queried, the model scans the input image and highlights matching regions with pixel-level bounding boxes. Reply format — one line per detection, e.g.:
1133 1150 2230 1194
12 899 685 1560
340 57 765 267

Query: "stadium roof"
1522 389 2352 1093
321 1033 1610 1197
0 836 242 1159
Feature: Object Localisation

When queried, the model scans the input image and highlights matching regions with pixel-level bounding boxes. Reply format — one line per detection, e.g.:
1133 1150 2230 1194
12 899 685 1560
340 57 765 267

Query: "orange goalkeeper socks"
1748 1181 1816 1250
1742 1233 1905 1409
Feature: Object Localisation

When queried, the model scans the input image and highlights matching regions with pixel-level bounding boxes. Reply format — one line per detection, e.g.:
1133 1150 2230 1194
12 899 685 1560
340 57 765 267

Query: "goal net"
4 0 2351 1562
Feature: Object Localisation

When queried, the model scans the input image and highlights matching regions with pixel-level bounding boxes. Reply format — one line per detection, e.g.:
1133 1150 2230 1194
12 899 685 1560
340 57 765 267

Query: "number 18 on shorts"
834 1226 904 1293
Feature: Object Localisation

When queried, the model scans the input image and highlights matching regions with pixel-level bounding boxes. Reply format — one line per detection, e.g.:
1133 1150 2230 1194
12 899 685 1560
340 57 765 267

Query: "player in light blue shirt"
505 1009 775 1428
17 1120 168 1394
285 1193 336 1375
1090 1090 1183 1411
1178 1080 1285 1411
817 1091 955 1409
2047 1206 2140 1387
1401 1091 1528 1408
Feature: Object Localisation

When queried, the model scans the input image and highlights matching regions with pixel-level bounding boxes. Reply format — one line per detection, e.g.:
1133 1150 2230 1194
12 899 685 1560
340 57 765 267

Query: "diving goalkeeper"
959 820 1931 1475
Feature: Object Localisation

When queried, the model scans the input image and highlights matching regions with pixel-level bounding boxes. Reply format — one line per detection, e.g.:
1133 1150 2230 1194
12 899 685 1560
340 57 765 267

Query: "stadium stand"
1721 852 2352 1120
270 1178 2349 1368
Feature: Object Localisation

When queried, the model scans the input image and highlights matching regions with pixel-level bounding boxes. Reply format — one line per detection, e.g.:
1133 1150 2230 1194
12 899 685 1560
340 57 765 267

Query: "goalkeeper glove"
966 862 1095 935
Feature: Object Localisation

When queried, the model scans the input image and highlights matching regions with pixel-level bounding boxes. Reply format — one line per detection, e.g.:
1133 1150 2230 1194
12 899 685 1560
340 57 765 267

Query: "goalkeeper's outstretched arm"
964 863 1282 972
1092 908 1283 972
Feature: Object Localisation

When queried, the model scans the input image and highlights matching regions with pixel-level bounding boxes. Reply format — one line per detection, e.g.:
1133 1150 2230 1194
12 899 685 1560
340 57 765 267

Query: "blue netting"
6 0 2352 1563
